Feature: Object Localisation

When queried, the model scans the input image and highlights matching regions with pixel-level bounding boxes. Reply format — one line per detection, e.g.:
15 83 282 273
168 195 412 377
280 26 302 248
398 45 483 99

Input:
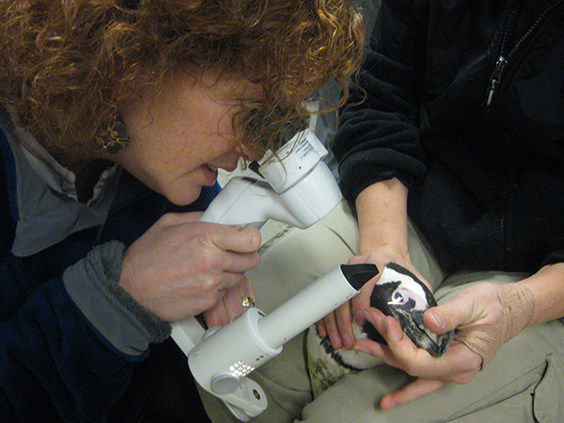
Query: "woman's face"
115 72 263 205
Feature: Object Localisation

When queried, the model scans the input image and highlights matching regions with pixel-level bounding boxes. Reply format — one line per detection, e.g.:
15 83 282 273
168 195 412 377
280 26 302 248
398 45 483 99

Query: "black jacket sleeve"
332 0 427 203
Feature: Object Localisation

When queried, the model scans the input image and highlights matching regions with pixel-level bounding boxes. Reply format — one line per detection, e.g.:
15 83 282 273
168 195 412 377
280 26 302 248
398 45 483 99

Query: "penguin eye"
392 291 405 304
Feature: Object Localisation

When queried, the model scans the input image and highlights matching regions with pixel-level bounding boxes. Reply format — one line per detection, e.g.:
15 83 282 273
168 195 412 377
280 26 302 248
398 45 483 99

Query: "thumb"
424 291 481 334
206 223 262 253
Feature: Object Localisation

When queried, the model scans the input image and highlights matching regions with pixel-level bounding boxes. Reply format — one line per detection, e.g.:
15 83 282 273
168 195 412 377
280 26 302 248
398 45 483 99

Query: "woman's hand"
316 249 425 350
202 276 257 328
119 212 261 322
354 281 539 409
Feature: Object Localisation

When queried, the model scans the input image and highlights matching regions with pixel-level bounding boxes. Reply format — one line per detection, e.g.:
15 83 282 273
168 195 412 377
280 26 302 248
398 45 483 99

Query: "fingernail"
428 310 444 329
343 333 354 349
329 333 343 350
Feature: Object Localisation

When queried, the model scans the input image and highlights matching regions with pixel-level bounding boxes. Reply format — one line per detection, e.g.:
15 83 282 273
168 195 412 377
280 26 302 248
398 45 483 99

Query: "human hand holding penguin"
308 261 451 397
309 239 541 407
354 277 539 410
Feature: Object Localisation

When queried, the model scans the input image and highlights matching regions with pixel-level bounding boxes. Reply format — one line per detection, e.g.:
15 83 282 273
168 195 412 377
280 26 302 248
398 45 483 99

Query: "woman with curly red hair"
0 1 364 421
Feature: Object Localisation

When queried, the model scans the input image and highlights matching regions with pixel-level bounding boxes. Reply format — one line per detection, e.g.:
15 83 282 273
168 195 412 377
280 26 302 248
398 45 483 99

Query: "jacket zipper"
486 56 508 106
486 0 564 107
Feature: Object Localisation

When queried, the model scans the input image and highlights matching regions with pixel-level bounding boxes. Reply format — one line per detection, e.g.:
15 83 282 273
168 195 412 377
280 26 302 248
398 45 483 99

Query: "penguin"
307 262 454 398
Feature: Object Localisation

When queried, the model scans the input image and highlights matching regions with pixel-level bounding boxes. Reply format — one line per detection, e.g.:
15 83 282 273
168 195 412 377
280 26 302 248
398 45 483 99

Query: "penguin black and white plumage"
307 262 454 398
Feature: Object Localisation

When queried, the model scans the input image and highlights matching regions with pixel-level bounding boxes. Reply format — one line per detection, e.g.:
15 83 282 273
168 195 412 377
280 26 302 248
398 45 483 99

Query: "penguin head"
366 263 454 357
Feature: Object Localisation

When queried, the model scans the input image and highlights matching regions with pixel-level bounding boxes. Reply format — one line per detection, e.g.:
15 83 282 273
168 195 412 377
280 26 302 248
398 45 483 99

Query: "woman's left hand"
354 282 525 409
202 276 257 328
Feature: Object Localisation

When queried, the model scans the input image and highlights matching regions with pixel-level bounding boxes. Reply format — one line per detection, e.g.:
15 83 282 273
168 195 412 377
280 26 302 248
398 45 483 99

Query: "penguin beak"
392 308 453 357
368 263 455 357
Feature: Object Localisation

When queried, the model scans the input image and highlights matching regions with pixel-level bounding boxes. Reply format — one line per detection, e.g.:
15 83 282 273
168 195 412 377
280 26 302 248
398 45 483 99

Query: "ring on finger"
241 296 255 308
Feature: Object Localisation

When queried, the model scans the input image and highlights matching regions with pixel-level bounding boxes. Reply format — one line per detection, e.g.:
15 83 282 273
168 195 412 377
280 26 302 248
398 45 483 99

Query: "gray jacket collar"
1 111 120 257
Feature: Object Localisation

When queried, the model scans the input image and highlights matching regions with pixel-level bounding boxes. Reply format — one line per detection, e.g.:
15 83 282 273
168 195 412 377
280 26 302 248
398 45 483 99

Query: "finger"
202 279 254 328
380 378 446 410
335 301 356 349
355 311 409 367
323 311 344 350
159 213 261 254
218 285 242 323
217 251 261 275
378 314 442 373
241 276 256 302
205 223 262 253
345 254 384 326
316 318 328 338
200 287 228 328
185 272 248 315
354 338 392 362
351 279 377 326
202 298 228 328
362 307 396 341
357 331 483 381
354 309 398 363
224 277 256 320
360 308 427 370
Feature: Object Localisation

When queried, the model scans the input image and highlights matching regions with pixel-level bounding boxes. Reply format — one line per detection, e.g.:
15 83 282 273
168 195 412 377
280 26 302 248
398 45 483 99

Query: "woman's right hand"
119 212 261 322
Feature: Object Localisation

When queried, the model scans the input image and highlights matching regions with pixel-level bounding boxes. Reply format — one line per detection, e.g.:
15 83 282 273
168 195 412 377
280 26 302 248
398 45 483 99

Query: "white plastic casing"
170 128 346 420
187 265 367 396
188 308 281 395
198 129 342 229
257 265 362 349
258 129 330 193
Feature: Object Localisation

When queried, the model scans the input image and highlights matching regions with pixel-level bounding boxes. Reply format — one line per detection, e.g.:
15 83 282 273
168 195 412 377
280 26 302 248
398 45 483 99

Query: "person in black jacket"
202 1 564 422
311 0 564 421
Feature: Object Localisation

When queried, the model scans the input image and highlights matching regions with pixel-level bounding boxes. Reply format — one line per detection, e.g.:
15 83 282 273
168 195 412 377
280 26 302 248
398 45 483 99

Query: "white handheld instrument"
170 129 369 420
198 128 341 228
188 264 377 420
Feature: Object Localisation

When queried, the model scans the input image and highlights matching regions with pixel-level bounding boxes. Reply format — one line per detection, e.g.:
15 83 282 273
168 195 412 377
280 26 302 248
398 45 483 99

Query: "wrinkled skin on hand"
355 282 530 409
119 212 261 324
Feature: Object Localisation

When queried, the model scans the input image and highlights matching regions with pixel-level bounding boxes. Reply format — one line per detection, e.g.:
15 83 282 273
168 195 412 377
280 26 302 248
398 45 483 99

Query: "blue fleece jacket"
0 113 219 422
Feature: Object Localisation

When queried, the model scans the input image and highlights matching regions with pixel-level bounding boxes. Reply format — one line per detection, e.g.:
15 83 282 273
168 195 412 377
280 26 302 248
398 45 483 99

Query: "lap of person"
200 200 564 423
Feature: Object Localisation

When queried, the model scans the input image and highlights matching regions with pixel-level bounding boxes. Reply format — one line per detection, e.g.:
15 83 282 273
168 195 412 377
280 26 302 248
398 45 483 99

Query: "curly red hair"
0 0 364 153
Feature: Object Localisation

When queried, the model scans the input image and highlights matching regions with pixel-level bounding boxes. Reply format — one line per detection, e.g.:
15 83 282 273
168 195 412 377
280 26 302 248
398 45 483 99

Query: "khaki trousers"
199 201 564 423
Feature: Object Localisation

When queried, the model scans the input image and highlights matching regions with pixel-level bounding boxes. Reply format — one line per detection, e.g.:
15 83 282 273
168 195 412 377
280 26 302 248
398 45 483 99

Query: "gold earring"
90 115 130 155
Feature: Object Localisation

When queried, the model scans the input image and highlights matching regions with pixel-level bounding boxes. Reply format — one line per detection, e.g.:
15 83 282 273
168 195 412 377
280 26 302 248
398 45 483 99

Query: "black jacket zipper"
485 0 564 107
